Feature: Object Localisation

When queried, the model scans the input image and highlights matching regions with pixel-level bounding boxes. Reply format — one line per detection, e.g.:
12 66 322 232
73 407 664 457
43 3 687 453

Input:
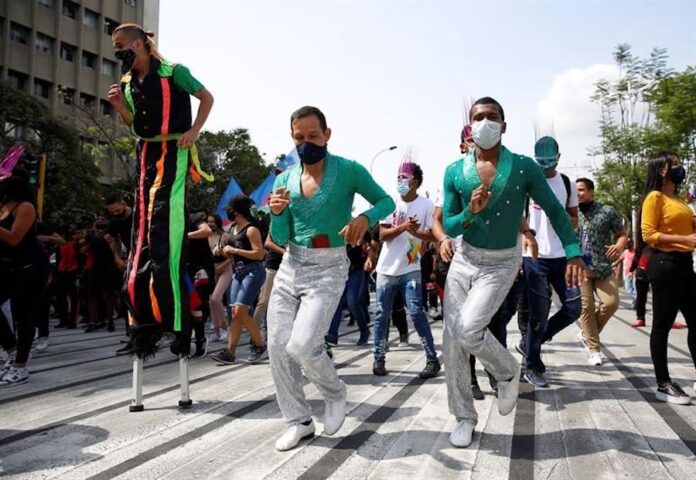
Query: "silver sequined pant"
444 240 522 424
267 243 349 425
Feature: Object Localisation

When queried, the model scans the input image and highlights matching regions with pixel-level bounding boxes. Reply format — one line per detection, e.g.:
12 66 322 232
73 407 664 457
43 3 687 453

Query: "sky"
157 0 696 204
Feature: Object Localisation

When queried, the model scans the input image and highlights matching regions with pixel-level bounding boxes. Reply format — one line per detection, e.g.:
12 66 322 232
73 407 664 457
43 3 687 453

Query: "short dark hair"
105 192 124 206
228 195 253 221
290 106 328 131
470 97 505 121
413 164 424 188
576 177 594 191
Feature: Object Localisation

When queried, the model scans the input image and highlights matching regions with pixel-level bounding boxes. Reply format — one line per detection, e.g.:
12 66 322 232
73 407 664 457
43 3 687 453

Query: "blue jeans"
228 262 267 308
523 257 581 372
373 270 437 362
328 268 370 338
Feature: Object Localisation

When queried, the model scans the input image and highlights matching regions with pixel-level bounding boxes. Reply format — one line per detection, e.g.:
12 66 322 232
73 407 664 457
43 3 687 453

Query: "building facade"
0 0 160 181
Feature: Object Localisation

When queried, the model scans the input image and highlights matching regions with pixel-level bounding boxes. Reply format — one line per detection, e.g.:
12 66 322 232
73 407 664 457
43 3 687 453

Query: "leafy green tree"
188 129 272 212
0 83 102 229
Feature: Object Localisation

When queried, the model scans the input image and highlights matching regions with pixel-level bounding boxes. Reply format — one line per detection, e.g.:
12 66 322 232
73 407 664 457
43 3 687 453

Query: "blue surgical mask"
396 181 411 196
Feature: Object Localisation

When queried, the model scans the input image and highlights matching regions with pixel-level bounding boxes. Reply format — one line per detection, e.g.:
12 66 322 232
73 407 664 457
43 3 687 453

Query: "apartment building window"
80 93 96 108
124 0 137 7
38 0 55 7
62 0 78 20
7 71 28 91
35 33 55 55
84 9 99 28
104 18 119 35
99 100 113 116
61 88 75 105
102 59 117 77
10 23 30 45
60 42 76 62
82 51 97 69
33 79 52 99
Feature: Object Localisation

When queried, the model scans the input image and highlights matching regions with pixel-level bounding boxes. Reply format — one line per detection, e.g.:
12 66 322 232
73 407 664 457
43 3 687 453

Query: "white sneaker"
324 383 347 435
1 354 16 375
35 337 49 352
449 421 475 448
497 368 521 416
275 421 316 451
588 352 603 366
1 367 29 386
208 332 221 343
218 329 229 342
577 330 589 352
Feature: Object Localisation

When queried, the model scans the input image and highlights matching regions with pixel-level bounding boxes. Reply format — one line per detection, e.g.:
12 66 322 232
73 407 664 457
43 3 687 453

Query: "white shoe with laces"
588 352 603 366
1 367 29 386
275 421 316 451
449 421 475 447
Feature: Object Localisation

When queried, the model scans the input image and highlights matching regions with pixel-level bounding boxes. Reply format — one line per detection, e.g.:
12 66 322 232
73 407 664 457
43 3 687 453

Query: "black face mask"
296 142 327 165
579 201 594 214
668 165 686 185
115 48 136 74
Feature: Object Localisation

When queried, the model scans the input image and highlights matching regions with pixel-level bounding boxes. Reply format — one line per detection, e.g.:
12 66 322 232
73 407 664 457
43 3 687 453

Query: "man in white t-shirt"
373 162 440 379
519 136 581 388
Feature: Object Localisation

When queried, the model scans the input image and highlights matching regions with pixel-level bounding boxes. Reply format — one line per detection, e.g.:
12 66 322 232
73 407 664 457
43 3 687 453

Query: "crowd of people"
1 22 694 455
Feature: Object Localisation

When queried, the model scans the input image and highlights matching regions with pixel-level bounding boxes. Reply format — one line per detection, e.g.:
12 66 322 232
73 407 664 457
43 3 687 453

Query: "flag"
215 176 243 224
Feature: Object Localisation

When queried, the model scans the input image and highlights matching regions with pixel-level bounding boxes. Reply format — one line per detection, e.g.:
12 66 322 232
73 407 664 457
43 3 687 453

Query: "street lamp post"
369 146 398 174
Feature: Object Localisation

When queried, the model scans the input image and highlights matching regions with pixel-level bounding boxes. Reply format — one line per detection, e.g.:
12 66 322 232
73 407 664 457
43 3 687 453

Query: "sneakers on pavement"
247 344 268 363
0 367 29 386
656 381 691 405
275 421 316 451
449 421 475 448
210 348 236 365
631 319 646 328
588 352 603 366
35 337 49 352
323 383 347 435
497 368 521 416
1 354 16 375
372 359 387 376
419 360 441 379
524 369 549 388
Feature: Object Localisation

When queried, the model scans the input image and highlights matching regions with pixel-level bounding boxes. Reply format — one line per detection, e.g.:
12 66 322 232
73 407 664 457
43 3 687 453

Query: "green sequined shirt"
442 146 581 258
270 153 396 248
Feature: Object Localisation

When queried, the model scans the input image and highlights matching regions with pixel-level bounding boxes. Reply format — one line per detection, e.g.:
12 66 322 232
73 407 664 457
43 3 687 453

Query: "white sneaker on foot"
497 368 521 416
449 421 475 447
275 421 316 451
324 383 347 435
219 329 229 342
35 337 49 351
1 367 29 386
588 352 603 366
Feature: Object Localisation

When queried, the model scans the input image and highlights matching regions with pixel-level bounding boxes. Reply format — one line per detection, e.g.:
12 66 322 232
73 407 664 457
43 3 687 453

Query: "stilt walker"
107 24 214 411
441 97 584 447
267 106 395 451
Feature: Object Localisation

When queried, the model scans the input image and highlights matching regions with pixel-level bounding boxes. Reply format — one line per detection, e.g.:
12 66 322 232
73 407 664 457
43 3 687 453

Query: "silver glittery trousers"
444 240 522 425
267 243 349 425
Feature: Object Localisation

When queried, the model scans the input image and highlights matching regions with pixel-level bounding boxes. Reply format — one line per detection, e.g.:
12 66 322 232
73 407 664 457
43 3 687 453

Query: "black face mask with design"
115 48 136 74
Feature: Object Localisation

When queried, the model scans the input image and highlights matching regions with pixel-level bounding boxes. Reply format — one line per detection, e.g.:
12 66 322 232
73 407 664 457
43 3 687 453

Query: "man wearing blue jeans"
372 161 439 379
520 136 580 388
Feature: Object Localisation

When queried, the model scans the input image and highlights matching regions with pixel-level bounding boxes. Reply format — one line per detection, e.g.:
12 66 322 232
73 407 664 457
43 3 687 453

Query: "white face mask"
471 119 502 150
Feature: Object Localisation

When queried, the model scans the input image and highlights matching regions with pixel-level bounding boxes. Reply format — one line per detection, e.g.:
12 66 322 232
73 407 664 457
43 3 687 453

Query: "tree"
188 129 272 212
590 44 678 236
0 83 103 228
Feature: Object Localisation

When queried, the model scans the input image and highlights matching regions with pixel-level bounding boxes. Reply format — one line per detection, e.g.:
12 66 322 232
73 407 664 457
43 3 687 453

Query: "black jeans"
0 255 49 364
634 267 650 321
646 251 696 384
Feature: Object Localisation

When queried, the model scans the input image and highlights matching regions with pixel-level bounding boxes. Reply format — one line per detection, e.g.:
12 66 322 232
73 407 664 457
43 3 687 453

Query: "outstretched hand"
339 215 369 247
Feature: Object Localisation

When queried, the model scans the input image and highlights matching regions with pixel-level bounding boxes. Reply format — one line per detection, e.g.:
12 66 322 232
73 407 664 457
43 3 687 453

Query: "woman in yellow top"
641 152 696 405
